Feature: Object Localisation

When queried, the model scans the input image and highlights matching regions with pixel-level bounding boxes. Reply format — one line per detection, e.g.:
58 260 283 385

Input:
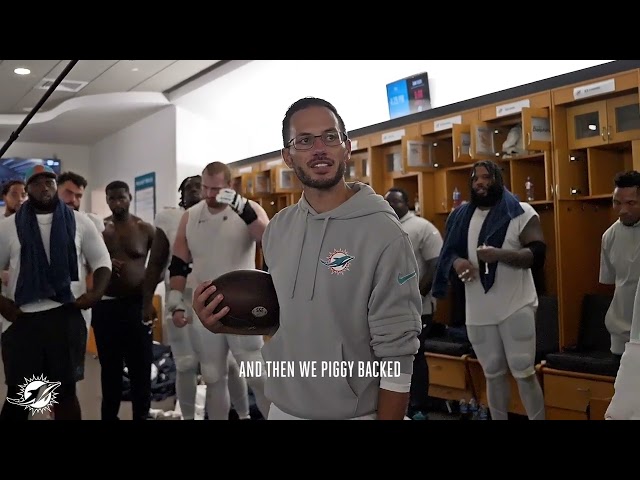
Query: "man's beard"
390 206 407 219
30 194 58 212
293 160 346 190
205 199 224 209
471 183 503 207
112 207 128 219
621 216 640 227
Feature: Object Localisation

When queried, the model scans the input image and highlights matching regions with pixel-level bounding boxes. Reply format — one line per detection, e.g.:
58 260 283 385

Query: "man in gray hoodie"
192 97 423 420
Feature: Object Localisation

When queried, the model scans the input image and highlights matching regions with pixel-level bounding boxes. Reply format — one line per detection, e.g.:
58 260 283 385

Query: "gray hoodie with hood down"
261 182 422 419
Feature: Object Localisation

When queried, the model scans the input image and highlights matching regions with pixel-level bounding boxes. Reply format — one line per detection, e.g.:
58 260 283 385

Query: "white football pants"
466 305 545 421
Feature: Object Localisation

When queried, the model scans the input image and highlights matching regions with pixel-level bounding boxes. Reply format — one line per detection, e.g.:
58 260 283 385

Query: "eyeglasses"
287 131 347 151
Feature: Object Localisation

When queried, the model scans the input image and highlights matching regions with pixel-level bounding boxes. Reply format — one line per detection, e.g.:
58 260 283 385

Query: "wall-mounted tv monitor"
386 72 432 120
0 157 62 206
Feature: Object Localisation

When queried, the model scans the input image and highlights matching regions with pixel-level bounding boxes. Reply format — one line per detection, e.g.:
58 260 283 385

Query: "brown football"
204 269 280 332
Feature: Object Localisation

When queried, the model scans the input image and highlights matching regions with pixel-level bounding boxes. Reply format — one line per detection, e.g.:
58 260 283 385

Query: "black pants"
409 313 433 413
0 304 86 420
91 296 152 420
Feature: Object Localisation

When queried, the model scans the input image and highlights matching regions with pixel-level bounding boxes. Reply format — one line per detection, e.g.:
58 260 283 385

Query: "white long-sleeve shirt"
0 209 111 332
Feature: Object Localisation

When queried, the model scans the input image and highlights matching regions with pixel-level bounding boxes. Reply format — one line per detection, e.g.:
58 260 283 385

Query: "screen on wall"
0 157 62 206
386 72 432 120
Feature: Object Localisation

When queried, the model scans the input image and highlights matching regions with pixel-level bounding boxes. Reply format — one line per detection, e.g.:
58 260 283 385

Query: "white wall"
171 60 614 164
89 105 177 220
0 141 90 215
90 106 177 221
175 107 219 186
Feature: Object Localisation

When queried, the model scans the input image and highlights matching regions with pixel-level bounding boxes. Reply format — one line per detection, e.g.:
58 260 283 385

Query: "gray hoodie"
261 182 422 419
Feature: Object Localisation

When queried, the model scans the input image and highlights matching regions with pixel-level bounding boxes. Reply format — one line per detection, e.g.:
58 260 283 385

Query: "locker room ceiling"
0 60 223 145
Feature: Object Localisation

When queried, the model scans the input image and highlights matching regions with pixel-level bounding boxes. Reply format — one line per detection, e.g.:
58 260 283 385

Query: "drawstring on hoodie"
290 213 331 300
290 214 308 299
309 217 330 300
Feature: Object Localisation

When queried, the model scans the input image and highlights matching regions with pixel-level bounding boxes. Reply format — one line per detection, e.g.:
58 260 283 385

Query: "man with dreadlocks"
432 160 546 421
142 175 253 420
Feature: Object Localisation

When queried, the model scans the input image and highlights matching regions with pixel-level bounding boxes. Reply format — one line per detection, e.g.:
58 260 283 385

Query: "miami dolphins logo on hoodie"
320 249 355 275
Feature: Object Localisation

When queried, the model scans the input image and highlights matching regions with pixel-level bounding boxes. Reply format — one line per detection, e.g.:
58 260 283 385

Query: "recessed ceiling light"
23 107 33 112
132 67 139 72
14 67 31 75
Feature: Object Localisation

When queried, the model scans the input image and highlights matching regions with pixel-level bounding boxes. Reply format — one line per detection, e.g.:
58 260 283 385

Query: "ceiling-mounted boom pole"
0 60 79 158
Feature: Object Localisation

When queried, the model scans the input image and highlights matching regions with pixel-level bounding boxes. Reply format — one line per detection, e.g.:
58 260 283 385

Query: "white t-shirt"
398 212 443 315
73 212 107 328
154 206 190 318
599 219 640 354
0 210 112 332
154 207 186 290
185 200 257 285
464 202 539 326
86 212 106 234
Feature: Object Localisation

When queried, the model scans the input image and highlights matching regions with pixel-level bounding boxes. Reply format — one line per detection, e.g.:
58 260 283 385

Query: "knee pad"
508 353 535 378
174 355 198 374
200 361 227 385
480 355 509 379
232 350 265 379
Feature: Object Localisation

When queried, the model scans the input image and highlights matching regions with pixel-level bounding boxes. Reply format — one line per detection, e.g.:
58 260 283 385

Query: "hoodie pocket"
339 342 359 400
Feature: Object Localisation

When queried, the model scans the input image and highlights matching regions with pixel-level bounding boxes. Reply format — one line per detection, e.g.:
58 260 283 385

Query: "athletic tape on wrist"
167 289 186 313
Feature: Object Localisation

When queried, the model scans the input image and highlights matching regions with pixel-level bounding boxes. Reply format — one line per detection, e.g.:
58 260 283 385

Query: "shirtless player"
91 180 155 420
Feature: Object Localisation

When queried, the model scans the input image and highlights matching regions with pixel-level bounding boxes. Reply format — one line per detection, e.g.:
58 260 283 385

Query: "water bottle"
414 194 421 216
469 397 479 420
459 399 469 420
478 405 489 420
525 176 534 202
452 187 462 210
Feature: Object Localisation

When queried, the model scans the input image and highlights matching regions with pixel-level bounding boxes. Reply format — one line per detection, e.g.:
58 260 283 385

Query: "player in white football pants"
143 175 251 420
167 163 271 420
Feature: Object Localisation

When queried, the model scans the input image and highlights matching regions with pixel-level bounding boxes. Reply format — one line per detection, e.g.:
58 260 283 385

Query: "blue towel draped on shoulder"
432 187 524 299
14 198 79 307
